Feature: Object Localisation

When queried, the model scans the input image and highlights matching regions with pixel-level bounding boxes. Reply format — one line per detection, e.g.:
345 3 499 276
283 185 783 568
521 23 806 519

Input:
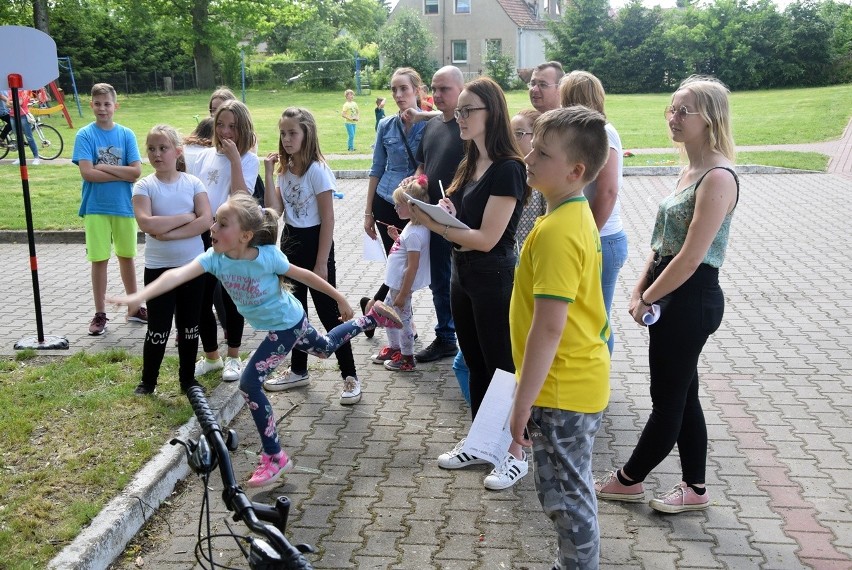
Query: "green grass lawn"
0 350 217 569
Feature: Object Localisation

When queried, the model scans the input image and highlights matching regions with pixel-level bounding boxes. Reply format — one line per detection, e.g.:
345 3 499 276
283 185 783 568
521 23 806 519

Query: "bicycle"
171 386 315 569
0 112 64 160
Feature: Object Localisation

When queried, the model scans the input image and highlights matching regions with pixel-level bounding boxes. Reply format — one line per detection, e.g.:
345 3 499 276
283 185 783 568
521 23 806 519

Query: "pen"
439 180 446 199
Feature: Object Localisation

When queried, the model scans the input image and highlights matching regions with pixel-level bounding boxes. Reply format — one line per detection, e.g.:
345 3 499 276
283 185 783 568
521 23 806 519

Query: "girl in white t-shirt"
263 107 363 404
372 176 431 372
132 125 212 395
191 100 260 383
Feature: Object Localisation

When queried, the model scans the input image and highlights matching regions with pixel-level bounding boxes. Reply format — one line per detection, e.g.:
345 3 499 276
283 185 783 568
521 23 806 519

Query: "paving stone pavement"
3 173 851 569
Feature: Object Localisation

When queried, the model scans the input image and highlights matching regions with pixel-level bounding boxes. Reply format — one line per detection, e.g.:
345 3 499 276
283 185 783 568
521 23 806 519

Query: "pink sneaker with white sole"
649 482 710 513
247 451 294 488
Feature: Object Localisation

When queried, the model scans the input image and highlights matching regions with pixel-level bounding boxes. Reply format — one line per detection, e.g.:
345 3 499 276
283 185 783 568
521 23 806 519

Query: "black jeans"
199 231 244 353
141 267 205 389
623 261 724 485
451 249 516 420
281 224 356 379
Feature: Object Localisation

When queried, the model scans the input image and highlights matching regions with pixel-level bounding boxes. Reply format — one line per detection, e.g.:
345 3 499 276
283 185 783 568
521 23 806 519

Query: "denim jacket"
369 112 426 204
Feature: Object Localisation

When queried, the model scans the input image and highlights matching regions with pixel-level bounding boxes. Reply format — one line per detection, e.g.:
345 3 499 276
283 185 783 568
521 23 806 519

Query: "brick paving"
3 171 851 569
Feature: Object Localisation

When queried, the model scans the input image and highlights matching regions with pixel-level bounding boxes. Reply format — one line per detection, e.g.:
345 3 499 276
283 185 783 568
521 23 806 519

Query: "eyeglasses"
513 130 533 140
453 106 487 120
528 81 557 90
664 105 701 120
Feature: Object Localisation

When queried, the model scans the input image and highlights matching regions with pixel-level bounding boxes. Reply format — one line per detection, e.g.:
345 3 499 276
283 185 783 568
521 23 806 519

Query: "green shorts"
84 214 138 262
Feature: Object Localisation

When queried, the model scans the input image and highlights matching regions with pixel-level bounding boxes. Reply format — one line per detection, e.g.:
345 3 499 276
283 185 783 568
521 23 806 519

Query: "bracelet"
639 292 653 307
364 213 374 218
442 225 450 240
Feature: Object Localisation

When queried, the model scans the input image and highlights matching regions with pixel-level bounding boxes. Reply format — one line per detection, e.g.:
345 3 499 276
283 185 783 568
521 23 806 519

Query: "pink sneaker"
247 451 294 488
595 470 645 502
649 482 709 513
366 300 403 329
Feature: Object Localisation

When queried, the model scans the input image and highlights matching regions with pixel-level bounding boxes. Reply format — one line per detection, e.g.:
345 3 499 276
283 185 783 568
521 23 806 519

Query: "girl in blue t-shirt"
109 193 403 488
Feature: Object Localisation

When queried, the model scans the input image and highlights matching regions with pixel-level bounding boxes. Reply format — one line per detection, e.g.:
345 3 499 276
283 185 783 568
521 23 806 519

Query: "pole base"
14 335 70 350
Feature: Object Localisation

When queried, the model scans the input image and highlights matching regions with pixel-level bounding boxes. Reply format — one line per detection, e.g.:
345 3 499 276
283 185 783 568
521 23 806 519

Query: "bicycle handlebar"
186 386 313 570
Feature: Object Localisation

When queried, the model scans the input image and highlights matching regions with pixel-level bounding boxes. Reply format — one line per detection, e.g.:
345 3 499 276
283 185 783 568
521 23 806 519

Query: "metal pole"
7 74 68 350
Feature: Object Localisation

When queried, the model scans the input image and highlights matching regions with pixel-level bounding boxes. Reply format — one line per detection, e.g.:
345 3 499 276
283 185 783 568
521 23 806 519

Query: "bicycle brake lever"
189 436 218 474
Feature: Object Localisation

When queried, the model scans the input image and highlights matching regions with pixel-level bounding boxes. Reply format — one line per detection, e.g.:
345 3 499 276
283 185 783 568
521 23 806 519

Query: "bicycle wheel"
0 141 8 160
35 123 64 160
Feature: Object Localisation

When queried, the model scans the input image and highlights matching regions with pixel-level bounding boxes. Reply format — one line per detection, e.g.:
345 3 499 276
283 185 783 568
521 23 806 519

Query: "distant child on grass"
341 89 359 151
509 106 612 569
131 125 212 395
374 97 385 131
371 175 431 372
109 193 403 487
262 107 364 405
72 82 144 336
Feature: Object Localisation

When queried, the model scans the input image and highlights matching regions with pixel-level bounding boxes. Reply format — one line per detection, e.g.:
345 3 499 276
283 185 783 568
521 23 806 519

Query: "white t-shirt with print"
276 161 336 228
191 147 259 212
385 223 431 292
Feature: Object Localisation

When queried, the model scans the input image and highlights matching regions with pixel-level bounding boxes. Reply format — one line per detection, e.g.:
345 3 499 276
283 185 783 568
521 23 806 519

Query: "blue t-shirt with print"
73 121 142 218
196 245 305 331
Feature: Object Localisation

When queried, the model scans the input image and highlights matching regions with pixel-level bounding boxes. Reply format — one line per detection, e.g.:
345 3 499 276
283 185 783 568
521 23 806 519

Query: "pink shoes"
649 482 710 513
247 451 294 488
595 470 646 502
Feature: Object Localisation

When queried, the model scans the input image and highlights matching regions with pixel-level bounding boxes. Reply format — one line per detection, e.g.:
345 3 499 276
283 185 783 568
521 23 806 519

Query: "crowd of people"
75 61 737 569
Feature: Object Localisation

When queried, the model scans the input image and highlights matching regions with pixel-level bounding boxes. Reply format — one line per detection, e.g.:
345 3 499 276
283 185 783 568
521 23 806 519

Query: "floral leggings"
241 312 375 454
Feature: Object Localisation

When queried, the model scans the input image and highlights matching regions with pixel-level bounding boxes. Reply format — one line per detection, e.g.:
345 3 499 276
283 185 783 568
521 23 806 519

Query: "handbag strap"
394 118 417 170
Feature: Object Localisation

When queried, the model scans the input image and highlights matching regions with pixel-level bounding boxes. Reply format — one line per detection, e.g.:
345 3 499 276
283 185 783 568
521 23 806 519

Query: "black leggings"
281 224 356 379
623 261 724 485
141 267 205 389
199 231 244 353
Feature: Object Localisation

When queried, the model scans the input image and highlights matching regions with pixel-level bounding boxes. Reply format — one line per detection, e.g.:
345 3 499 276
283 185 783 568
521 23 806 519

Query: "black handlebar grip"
187 386 221 435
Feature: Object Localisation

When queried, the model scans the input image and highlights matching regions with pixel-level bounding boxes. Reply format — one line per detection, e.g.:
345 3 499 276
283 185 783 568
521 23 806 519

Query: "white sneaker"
12 158 19 165
31 158 41 165
483 452 528 490
437 438 491 469
340 376 362 405
263 368 310 392
194 357 223 377
222 357 242 382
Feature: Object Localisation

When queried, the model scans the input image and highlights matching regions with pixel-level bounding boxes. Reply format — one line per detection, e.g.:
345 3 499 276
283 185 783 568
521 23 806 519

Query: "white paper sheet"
404 193 470 230
642 304 661 325
362 232 386 262
461 368 516 466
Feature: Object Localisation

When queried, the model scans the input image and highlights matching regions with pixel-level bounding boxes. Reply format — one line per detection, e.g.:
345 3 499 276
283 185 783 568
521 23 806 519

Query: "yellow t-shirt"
342 101 359 124
509 196 610 413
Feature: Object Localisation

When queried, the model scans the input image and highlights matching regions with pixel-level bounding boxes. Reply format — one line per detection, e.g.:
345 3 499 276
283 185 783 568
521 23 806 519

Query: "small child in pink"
372 175 432 371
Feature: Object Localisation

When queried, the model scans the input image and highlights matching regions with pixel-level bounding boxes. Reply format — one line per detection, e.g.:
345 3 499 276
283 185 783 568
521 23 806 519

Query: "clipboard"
404 193 470 230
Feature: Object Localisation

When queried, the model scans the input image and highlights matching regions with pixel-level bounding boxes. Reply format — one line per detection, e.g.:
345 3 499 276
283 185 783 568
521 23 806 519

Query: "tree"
546 0 614 73
32 0 49 32
484 45 516 90
378 8 436 80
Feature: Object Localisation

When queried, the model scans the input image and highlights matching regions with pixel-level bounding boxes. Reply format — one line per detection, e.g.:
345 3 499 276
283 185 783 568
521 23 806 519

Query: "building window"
455 0 471 14
452 40 468 63
425 0 439 14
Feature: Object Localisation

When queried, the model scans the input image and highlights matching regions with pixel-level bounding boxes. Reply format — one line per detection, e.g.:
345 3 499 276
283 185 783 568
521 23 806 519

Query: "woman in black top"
412 77 530 490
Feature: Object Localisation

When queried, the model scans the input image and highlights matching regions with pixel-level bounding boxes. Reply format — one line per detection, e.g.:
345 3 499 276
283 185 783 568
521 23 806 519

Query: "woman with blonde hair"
596 75 739 514
560 70 627 355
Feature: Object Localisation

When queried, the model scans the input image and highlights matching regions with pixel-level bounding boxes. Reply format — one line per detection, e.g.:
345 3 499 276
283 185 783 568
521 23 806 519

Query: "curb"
47 381 246 570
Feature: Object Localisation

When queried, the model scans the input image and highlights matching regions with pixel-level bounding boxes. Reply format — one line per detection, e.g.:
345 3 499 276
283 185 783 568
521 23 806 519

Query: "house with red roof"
388 0 557 78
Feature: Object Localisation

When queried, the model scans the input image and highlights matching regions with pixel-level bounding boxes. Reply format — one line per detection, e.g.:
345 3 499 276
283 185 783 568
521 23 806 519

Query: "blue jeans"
345 123 356 150
429 231 456 343
452 351 470 405
8 116 39 158
600 231 628 354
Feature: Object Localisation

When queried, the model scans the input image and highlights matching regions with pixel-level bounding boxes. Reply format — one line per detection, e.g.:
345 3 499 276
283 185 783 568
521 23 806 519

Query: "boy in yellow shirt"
509 106 611 570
